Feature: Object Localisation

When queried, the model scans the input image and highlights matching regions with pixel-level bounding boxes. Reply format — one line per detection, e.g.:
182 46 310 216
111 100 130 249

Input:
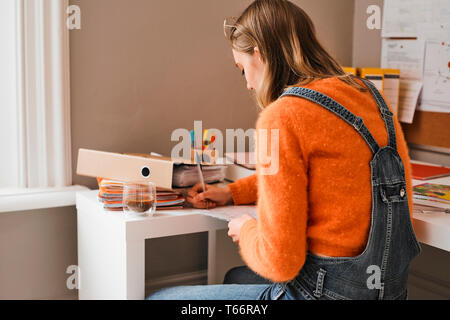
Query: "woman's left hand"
228 214 255 243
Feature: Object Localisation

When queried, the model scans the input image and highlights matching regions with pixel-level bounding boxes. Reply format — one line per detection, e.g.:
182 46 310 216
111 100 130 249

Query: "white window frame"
1 0 72 190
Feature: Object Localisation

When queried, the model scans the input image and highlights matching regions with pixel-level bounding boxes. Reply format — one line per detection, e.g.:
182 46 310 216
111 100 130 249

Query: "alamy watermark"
366 5 381 30
66 265 80 290
65 5 383 32
366 265 382 290
67 5 81 30
171 121 279 176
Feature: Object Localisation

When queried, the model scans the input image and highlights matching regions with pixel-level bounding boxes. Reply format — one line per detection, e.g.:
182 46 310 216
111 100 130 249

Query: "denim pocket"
380 182 407 203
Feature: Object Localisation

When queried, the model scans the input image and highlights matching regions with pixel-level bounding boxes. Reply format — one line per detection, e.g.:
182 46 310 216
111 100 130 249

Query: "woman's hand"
228 214 255 243
186 183 233 209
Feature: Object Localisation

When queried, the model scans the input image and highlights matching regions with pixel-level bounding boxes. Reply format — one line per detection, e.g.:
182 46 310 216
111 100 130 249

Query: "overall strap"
281 87 380 155
359 78 397 150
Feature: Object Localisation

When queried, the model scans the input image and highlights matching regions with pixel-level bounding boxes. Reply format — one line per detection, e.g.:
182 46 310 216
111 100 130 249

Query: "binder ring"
141 166 151 178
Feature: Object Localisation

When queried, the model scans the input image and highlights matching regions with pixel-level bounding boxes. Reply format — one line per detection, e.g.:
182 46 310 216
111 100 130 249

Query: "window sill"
0 185 90 213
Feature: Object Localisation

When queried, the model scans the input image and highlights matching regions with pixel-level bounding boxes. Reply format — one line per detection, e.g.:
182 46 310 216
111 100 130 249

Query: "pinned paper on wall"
382 0 450 115
382 0 422 38
417 22 450 42
382 0 450 38
418 39 450 113
381 39 425 80
397 80 423 124
381 39 425 122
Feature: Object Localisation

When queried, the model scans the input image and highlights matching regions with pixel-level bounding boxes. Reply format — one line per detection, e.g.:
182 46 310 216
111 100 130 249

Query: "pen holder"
191 148 217 164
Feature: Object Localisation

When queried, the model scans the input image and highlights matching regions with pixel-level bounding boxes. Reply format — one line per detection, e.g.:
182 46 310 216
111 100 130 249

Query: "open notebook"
197 205 257 222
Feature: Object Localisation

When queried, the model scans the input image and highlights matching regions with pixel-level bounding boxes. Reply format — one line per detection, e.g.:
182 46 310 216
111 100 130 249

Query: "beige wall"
0 207 78 299
70 0 355 189
352 0 383 68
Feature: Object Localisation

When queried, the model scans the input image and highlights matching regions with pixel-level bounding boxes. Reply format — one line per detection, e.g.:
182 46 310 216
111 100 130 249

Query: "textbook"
357 67 384 93
383 69 400 116
411 163 450 180
413 183 450 210
343 67 357 76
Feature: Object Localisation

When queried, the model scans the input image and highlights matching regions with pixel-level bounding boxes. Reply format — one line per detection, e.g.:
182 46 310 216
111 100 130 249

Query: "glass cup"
123 182 156 217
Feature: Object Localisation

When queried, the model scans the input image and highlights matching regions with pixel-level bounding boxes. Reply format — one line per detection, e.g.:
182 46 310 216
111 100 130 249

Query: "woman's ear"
253 46 263 63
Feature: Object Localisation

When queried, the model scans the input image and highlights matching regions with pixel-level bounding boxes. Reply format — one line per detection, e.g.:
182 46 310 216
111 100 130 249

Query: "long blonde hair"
225 0 365 108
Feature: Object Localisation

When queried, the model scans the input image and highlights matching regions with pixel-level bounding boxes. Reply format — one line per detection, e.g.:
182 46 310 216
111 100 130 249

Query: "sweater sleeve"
228 174 258 205
238 103 309 283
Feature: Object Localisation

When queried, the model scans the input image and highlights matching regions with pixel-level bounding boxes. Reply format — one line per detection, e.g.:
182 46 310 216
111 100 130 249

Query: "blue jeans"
146 266 310 300
147 266 271 300
223 266 272 285
147 284 270 300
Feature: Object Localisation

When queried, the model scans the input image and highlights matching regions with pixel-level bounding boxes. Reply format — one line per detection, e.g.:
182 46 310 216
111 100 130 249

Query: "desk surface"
412 176 450 252
76 190 254 224
76 174 450 252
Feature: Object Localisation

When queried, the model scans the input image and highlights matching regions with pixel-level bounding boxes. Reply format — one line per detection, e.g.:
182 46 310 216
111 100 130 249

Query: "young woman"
147 0 421 300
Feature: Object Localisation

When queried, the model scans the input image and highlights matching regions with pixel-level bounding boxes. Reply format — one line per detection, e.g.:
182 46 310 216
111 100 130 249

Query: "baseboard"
41 291 79 300
145 270 208 295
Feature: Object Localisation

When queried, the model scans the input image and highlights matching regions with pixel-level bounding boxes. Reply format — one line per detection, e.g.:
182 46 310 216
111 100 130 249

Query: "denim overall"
261 79 422 300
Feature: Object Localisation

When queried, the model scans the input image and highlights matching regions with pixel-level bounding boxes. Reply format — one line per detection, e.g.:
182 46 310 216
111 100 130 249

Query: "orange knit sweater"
228 77 413 283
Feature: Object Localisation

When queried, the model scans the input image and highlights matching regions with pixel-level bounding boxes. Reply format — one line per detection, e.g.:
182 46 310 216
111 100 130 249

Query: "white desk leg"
208 230 217 285
125 239 145 300
78 208 127 299
78 207 145 300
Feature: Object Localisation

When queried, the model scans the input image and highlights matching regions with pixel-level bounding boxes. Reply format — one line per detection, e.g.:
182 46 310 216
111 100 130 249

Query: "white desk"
412 176 450 252
76 176 450 300
76 190 229 300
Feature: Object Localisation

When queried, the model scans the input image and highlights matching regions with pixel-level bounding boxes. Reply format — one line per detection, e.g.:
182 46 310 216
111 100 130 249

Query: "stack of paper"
98 180 124 211
97 179 185 212
413 183 450 212
155 191 186 209
172 164 226 188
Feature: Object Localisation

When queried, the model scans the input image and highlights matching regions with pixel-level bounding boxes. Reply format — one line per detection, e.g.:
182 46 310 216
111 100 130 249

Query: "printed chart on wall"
382 0 450 122
421 28 450 113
